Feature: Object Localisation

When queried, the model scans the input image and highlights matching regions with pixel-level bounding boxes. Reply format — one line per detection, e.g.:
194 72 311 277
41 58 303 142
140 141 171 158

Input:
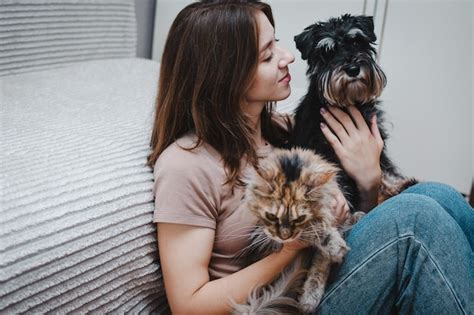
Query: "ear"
252 165 277 195
303 170 337 198
294 24 316 60
254 164 270 181
313 170 337 187
356 15 376 42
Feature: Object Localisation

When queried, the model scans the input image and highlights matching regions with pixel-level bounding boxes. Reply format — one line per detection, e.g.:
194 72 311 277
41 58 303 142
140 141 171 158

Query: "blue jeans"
315 182 474 314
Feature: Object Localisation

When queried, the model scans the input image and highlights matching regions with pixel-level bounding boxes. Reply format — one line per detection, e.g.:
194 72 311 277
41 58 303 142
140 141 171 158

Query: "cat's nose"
280 229 291 240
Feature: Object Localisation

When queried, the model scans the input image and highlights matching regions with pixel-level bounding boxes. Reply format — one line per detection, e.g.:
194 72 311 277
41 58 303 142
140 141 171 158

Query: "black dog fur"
289 14 417 211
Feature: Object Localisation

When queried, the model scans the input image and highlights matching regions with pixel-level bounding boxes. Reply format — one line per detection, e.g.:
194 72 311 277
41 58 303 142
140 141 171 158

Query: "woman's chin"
272 87 292 102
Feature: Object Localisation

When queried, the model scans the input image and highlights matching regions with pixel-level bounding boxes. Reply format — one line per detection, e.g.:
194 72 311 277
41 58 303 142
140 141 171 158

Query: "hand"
319 106 384 193
282 237 312 252
331 189 350 225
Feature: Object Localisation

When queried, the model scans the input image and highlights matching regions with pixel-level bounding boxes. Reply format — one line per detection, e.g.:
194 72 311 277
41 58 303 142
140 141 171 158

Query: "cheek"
250 70 272 93
258 66 277 86
259 62 280 83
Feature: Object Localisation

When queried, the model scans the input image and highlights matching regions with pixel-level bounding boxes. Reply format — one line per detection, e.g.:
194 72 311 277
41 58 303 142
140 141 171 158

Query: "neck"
243 100 266 147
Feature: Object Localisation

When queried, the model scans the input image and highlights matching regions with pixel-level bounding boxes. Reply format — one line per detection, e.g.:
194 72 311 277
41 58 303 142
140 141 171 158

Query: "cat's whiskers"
232 233 273 262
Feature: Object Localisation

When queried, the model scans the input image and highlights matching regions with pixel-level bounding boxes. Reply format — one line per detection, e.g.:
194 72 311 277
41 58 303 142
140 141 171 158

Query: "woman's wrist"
356 167 382 212
356 166 382 194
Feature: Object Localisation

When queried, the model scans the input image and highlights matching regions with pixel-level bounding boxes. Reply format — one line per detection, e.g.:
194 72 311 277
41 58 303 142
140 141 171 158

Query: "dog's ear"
356 16 376 42
294 24 317 60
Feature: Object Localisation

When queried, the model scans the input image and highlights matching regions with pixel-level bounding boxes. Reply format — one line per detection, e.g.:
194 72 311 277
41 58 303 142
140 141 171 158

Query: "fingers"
331 191 350 225
284 237 311 251
370 115 385 149
321 106 372 145
320 121 345 156
320 107 351 143
347 106 370 134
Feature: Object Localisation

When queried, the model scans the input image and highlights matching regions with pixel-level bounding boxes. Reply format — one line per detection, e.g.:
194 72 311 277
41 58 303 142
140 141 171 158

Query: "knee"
372 193 455 236
383 192 443 218
402 181 462 200
347 193 463 258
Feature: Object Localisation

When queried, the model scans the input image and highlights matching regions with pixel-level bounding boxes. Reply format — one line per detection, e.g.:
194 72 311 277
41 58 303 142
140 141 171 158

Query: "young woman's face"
245 11 295 104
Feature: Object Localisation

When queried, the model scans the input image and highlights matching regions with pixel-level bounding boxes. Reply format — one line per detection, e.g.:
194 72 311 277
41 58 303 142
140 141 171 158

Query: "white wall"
152 0 473 194
380 0 472 195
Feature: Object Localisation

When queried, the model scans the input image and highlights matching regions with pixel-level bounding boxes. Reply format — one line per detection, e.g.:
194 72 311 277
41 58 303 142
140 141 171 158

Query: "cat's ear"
319 171 336 185
303 169 338 198
252 165 276 195
304 163 338 186
254 164 278 182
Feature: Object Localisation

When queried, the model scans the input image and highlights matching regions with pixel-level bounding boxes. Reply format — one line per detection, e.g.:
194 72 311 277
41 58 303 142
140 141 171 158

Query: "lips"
279 73 291 83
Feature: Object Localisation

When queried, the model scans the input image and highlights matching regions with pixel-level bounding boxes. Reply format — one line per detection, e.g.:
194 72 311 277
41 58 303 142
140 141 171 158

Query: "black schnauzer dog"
290 14 417 211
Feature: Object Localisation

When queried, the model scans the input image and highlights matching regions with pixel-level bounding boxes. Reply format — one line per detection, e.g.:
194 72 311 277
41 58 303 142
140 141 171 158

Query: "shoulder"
153 133 226 188
152 133 225 228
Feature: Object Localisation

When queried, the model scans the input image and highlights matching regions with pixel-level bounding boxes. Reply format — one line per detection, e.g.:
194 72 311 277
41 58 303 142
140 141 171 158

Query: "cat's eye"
265 213 278 222
293 215 307 224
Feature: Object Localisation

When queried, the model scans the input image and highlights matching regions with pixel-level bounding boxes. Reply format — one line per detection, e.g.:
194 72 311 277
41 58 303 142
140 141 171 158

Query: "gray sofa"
0 0 168 313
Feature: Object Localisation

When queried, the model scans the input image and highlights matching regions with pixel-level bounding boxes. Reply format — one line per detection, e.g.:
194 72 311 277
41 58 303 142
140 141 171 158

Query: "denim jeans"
315 182 474 314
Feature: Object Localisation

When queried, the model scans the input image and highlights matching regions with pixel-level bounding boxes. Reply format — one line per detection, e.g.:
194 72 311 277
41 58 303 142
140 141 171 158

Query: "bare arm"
157 223 300 315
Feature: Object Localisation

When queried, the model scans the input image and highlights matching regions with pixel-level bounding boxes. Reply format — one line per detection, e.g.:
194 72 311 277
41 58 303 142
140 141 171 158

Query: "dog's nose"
344 65 360 77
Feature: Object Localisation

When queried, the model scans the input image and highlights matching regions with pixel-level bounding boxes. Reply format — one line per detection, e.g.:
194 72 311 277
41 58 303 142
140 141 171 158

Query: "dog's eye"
320 48 334 60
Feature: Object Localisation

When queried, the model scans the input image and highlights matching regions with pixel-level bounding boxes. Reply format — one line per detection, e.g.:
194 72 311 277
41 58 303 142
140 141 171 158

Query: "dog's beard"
320 58 386 107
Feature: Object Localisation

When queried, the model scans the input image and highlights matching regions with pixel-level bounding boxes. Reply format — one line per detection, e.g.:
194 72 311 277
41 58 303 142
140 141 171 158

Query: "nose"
280 228 291 240
278 47 295 68
344 65 360 77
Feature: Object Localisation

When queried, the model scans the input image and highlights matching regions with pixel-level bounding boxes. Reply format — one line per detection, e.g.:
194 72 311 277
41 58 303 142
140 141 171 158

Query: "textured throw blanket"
0 58 169 314
0 0 137 76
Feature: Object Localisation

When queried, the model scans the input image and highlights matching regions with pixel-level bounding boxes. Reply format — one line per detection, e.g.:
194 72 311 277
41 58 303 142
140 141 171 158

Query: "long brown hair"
147 0 290 186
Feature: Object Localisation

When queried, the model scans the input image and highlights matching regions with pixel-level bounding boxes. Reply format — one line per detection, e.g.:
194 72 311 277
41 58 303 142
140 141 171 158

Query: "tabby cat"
233 148 364 314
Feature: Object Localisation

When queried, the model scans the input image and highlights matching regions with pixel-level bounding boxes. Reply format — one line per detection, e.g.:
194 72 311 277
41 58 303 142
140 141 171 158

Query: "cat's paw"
326 237 349 263
300 303 314 315
351 211 365 224
299 291 322 314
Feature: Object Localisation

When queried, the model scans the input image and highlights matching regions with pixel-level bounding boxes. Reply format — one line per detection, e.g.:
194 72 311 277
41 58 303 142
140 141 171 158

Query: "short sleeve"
152 144 221 229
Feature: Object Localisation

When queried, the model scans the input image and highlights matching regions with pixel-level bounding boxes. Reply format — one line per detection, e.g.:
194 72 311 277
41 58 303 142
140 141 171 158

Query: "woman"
147 1 474 314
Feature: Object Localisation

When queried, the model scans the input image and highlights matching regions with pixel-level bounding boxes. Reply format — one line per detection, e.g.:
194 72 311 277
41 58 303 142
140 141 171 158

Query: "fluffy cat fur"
232 148 364 314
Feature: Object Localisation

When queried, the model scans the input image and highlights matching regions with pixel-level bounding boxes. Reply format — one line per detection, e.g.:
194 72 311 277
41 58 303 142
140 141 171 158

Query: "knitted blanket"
0 0 137 76
0 58 169 314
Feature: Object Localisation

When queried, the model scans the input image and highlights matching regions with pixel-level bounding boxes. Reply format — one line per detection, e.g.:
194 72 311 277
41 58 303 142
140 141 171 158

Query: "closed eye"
265 212 278 222
264 52 274 62
293 215 306 224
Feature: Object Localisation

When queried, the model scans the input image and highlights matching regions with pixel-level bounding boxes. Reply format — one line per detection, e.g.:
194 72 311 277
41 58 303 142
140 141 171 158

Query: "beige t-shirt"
152 114 291 280
153 112 293 280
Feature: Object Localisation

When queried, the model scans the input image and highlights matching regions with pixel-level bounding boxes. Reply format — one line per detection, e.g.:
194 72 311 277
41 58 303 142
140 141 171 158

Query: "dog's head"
294 14 387 107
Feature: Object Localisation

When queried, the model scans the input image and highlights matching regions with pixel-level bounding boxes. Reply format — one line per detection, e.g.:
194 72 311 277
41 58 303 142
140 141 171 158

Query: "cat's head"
245 148 340 243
